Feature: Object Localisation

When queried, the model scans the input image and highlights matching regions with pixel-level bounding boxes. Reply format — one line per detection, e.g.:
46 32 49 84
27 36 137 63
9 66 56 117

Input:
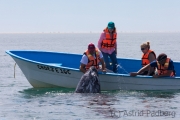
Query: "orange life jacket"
101 27 117 50
142 50 156 67
84 49 100 70
157 58 175 77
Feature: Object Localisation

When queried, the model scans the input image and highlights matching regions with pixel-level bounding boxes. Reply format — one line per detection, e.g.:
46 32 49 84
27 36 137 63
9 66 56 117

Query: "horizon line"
0 31 180 34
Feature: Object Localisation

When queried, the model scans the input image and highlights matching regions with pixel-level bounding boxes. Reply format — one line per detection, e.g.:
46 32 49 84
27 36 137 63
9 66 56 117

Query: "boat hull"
11 56 180 91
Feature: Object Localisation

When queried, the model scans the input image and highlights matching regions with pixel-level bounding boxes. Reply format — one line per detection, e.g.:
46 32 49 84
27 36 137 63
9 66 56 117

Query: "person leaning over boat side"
80 43 106 73
130 53 176 78
97 21 118 73
140 42 156 76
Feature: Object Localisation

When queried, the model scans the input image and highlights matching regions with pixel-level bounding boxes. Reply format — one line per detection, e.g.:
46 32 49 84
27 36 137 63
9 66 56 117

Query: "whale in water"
75 66 101 93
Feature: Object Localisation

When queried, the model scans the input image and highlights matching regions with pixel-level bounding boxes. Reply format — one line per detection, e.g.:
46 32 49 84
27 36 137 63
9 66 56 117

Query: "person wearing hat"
98 21 118 73
80 43 106 73
130 53 176 78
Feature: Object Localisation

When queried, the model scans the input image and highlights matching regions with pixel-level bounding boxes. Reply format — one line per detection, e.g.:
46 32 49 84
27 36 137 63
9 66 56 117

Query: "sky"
0 0 180 33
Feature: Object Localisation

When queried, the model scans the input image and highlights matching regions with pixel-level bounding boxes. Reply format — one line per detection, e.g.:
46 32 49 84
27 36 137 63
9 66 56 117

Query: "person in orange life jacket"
80 43 106 73
130 53 176 78
97 21 118 73
140 42 156 76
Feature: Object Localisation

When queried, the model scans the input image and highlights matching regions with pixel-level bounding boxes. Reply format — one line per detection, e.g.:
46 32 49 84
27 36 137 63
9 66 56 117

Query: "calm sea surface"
0 33 180 120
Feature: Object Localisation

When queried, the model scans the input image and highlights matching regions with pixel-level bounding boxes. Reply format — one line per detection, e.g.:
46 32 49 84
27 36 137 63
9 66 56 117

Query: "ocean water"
0 33 180 120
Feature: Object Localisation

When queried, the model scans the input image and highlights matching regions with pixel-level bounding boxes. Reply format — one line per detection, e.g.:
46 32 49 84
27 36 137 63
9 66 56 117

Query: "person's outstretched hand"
130 72 138 77
102 69 106 73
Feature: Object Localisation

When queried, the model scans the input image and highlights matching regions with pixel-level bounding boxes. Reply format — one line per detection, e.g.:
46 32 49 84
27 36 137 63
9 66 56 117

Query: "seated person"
130 53 175 78
140 42 156 76
80 43 106 73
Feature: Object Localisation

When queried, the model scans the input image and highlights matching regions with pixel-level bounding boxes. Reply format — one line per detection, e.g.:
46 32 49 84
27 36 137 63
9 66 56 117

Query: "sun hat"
107 22 115 29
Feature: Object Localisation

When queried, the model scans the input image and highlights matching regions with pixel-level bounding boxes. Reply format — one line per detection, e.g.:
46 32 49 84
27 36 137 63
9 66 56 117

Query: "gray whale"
75 66 101 93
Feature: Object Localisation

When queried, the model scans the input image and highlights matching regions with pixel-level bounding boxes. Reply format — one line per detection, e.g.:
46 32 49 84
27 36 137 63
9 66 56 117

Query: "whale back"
75 66 100 93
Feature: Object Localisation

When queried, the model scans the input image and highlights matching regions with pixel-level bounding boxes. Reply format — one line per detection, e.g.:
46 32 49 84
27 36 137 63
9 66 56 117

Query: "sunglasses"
141 48 145 50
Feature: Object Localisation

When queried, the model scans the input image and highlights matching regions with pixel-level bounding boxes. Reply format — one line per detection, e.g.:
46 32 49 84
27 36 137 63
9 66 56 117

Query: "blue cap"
107 22 115 29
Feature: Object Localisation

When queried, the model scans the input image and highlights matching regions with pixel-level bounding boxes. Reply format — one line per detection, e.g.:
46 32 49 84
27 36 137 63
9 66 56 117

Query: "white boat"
5 50 180 91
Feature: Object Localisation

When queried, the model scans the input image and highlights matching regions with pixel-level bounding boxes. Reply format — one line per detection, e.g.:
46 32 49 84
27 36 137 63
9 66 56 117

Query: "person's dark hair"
157 53 167 61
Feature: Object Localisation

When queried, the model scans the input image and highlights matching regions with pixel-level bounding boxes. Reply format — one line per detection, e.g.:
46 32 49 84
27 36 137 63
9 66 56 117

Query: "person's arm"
80 55 88 73
115 42 117 55
99 51 106 72
79 63 86 73
100 58 106 72
115 32 117 55
97 33 105 50
147 52 156 75
130 64 151 77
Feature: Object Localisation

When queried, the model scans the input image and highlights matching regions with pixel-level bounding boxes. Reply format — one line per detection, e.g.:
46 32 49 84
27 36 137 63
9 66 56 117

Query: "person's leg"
109 51 118 73
101 51 111 70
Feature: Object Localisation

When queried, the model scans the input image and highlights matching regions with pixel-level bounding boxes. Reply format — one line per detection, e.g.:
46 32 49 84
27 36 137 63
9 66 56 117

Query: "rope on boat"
14 63 16 78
